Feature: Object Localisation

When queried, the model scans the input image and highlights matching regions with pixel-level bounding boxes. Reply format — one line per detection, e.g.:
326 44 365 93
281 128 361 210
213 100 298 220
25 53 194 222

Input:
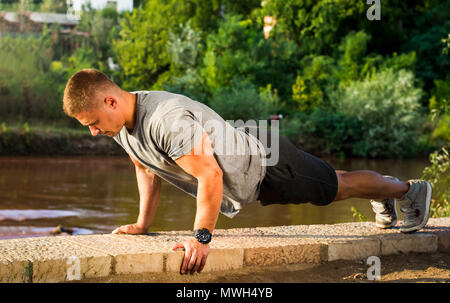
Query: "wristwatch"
194 228 212 244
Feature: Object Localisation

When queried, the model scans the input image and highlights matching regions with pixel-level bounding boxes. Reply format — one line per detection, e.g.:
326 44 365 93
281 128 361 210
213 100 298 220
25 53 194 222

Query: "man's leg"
333 170 432 233
333 170 409 201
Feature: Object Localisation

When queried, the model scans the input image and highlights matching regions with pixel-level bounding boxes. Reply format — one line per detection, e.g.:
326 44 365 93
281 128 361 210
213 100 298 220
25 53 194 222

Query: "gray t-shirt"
113 90 267 218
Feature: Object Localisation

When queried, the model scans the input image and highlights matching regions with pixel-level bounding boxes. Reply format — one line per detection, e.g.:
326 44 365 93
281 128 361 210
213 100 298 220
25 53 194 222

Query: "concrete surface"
0 217 449 282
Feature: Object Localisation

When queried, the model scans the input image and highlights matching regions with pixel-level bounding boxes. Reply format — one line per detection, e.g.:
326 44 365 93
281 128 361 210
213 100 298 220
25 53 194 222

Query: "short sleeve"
156 108 204 160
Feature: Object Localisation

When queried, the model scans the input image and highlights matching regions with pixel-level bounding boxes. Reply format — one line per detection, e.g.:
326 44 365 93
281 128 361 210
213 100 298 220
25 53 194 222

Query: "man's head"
63 68 126 137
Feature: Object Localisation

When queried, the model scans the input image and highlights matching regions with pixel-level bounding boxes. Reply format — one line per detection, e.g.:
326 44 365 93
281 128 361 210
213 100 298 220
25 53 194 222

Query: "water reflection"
0 156 428 240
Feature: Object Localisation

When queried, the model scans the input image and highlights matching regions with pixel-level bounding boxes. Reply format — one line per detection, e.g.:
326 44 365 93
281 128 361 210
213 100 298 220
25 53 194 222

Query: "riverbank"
0 124 435 159
1 218 449 283
0 125 125 156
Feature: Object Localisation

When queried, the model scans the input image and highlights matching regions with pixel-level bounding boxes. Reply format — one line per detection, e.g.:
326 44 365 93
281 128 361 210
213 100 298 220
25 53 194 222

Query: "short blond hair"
63 68 119 117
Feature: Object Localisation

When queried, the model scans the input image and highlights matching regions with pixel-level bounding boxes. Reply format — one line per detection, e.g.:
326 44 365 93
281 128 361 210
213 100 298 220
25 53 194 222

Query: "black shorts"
251 128 338 207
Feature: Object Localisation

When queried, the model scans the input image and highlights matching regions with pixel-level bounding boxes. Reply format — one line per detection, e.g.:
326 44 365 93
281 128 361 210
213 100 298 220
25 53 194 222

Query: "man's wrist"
136 218 150 231
193 228 212 244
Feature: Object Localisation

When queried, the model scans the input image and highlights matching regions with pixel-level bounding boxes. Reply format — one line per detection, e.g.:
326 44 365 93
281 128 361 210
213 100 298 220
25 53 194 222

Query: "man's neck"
123 91 137 131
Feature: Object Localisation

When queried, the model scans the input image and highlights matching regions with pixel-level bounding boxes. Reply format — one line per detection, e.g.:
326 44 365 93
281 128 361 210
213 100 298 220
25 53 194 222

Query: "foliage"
209 78 272 121
0 29 67 122
292 56 336 111
280 109 363 157
260 0 366 56
422 147 450 218
0 0 449 161
336 31 371 84
163 68 208 104
39 0 66 13
350 206 367 222
162 22 208 102
429 77 450 118
332 69 424 158
72 6 121 78
200 14 297 101
401 2 450 90
113 0 191 90
167 21 202 70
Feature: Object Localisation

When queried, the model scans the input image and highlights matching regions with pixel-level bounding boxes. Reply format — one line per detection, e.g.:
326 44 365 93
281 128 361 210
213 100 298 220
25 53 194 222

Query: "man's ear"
104 96 117 109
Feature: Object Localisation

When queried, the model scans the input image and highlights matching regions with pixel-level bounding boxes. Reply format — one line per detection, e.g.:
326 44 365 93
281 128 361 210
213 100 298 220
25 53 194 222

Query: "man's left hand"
172 238 210 274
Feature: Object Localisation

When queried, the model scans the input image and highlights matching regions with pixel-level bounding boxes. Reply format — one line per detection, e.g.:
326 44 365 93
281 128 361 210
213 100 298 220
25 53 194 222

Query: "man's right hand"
112 223 148 235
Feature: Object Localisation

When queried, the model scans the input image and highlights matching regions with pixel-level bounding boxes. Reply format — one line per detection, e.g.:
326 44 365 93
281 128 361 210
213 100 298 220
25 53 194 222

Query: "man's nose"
89 125 100 136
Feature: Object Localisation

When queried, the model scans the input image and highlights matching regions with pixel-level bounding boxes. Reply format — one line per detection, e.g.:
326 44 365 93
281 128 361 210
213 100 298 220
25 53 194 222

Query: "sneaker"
370 176 399 229
398 179 432 233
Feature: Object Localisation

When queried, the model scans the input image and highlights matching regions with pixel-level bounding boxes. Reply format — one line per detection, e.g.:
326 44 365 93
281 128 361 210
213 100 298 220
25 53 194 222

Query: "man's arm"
172 131 223 274
112 154 162 234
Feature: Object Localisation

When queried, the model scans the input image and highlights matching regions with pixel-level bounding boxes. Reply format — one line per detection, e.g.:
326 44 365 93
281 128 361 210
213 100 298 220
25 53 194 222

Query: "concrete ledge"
0 217 449 282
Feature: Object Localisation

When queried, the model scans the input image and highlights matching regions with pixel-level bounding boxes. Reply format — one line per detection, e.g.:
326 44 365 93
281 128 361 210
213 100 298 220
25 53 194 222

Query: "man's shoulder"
138 91 202 119
135 90 193 105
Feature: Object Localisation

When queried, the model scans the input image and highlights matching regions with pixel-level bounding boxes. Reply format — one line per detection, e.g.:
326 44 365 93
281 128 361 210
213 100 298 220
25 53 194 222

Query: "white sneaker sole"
400 181 432 233
373 176 399 229
375 217 398 229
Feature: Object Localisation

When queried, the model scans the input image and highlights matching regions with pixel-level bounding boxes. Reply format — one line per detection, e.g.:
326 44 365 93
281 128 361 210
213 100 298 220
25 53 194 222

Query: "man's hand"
112 223 147 235
172 238 210 274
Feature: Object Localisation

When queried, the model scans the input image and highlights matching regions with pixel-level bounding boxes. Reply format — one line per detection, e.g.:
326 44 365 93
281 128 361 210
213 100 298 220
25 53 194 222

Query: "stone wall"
0 218 449 282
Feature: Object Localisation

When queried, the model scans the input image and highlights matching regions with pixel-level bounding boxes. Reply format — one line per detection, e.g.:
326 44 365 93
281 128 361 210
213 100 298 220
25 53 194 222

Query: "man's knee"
334 170 352 201
335 170 348 174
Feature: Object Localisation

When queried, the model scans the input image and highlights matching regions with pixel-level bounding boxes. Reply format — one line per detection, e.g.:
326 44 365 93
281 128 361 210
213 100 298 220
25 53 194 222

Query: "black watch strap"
194 228 212 244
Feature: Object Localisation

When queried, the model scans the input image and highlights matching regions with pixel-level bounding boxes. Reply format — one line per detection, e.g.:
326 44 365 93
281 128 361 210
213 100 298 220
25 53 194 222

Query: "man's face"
74 97 124 137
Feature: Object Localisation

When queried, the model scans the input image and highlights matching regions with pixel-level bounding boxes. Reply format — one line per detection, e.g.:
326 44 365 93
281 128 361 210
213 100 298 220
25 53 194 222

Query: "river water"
0 156 428 240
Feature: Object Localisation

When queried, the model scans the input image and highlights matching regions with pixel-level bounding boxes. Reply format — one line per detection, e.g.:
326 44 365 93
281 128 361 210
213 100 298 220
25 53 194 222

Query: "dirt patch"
78 252 450 283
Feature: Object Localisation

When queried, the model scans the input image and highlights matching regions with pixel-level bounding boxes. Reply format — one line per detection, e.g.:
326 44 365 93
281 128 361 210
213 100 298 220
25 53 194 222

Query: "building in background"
67 0 133 19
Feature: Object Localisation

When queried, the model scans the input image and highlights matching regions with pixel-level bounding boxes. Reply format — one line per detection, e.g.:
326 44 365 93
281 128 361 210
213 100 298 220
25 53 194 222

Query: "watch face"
195 228 211 244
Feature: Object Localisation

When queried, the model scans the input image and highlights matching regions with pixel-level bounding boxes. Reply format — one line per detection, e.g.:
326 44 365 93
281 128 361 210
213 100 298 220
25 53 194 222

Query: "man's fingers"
181 248 192 274
192 254 203 274
112 224 144 235
112 227 123 234
188 252 198 274
198 255 208 273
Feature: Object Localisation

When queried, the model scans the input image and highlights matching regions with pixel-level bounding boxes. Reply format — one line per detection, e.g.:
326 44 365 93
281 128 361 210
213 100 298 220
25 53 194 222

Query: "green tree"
401 2 450 91
113 0 264 91
292 55 336 111
260 0 366 56
200 14 296 100
75 6 121 73
162 21 207 102
336 31 371 84
113 0 191 90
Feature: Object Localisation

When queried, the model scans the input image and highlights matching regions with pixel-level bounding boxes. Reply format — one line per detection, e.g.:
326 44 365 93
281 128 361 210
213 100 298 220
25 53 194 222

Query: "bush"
209 79 267 121
280 109 363 157
291 56 334 112
332 69 424 158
